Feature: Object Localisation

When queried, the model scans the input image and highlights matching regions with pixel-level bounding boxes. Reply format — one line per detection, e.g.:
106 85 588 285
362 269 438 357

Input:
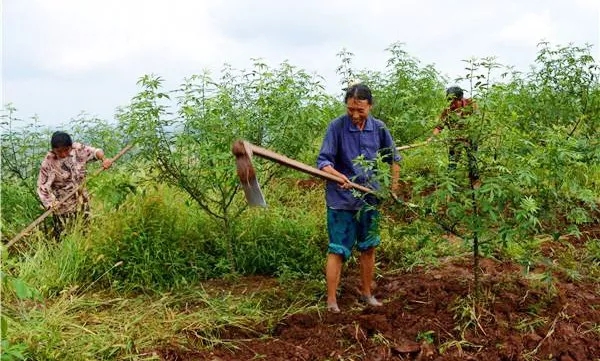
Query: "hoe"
231 139 423 207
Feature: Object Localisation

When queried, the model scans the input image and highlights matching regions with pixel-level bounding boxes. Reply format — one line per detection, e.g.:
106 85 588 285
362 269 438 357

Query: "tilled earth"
158 237 600 361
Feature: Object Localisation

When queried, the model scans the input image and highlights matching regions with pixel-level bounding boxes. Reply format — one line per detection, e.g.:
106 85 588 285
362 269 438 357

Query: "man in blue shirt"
317 83 401 313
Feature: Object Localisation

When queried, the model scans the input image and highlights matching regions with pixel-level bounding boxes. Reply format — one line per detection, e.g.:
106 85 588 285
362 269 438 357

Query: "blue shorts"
327 207 381 262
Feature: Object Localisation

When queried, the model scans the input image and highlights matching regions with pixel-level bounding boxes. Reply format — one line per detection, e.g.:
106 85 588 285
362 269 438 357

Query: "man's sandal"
359 295 383 307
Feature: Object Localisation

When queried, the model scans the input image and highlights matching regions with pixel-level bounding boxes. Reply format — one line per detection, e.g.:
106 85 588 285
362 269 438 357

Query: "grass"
0 180 330 360
2 279 322 361
2 173 599 360
3 230 599 360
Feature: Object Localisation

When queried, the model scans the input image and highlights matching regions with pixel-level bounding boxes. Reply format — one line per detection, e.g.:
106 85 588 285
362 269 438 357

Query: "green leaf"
1 315 7 339
10 278 32 300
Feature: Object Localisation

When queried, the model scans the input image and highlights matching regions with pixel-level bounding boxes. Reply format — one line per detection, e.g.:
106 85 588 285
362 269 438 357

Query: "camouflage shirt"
37 142 101 215
438 98 476 131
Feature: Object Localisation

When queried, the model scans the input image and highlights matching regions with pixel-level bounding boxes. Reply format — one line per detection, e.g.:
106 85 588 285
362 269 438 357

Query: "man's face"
449 97 463 109
52 146 72 159
346 97 371 125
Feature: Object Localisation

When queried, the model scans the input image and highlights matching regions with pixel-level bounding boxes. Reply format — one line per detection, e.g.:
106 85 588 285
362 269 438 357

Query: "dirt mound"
158 256 600 361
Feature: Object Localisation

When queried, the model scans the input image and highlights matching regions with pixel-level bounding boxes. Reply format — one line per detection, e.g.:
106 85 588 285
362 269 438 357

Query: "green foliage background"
1 41 599 360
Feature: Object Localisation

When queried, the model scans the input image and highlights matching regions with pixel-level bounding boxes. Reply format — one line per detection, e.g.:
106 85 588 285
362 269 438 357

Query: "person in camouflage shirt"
431 86 481 188
37 131 113 240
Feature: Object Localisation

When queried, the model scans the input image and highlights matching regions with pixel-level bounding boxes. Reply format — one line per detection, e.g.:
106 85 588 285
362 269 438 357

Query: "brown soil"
155 249 600 361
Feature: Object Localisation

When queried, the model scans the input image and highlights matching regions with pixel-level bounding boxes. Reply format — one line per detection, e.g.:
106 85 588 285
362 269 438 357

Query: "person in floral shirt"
37 131 113 240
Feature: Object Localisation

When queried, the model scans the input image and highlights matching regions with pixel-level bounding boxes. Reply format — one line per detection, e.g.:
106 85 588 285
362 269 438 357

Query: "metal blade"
240 177 267 207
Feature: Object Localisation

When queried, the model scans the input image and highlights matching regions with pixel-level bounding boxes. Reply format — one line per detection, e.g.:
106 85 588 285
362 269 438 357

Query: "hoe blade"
240 177 267 207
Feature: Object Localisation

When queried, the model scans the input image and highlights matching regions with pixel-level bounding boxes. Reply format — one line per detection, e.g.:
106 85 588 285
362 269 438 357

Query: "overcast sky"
2 0 599 127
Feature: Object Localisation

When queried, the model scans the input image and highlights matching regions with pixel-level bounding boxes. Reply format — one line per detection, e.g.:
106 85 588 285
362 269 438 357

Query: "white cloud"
11 0 228 75
575 0 599 11
3 0 599 126
497 11 556 47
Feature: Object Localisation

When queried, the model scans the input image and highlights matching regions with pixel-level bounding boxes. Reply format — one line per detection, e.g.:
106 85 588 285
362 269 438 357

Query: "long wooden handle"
396 140 431 151
91 144 134 176
5 144 134 249
246 142 375 194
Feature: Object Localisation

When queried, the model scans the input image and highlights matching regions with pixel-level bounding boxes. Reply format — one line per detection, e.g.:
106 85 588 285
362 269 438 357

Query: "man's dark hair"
446 86 464 100
51 131 73 149
344 83 373 105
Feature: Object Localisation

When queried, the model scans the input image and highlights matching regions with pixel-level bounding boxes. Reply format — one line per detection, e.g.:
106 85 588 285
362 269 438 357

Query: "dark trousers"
448 140 480 183
51 203 90 241
52 213 76 241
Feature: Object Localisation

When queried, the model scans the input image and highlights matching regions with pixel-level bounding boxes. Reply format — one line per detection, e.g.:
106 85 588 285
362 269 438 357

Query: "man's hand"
102 158 113 170
338 174 352 189
47 199 59 211
425 126 442 143
322 165 351 189
96 149 113 169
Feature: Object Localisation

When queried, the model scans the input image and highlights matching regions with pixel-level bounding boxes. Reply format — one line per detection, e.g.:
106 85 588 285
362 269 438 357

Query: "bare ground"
156 232 600 361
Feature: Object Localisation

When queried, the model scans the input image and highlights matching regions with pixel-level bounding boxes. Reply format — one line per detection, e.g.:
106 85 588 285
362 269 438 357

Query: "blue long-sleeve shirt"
317 114 401 210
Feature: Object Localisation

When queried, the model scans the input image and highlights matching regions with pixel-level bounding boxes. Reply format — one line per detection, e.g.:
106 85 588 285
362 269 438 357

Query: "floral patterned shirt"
37 142 101 215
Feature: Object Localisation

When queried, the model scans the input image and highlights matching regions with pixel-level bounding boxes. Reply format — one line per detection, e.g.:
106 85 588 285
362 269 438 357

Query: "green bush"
234 185 327 277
